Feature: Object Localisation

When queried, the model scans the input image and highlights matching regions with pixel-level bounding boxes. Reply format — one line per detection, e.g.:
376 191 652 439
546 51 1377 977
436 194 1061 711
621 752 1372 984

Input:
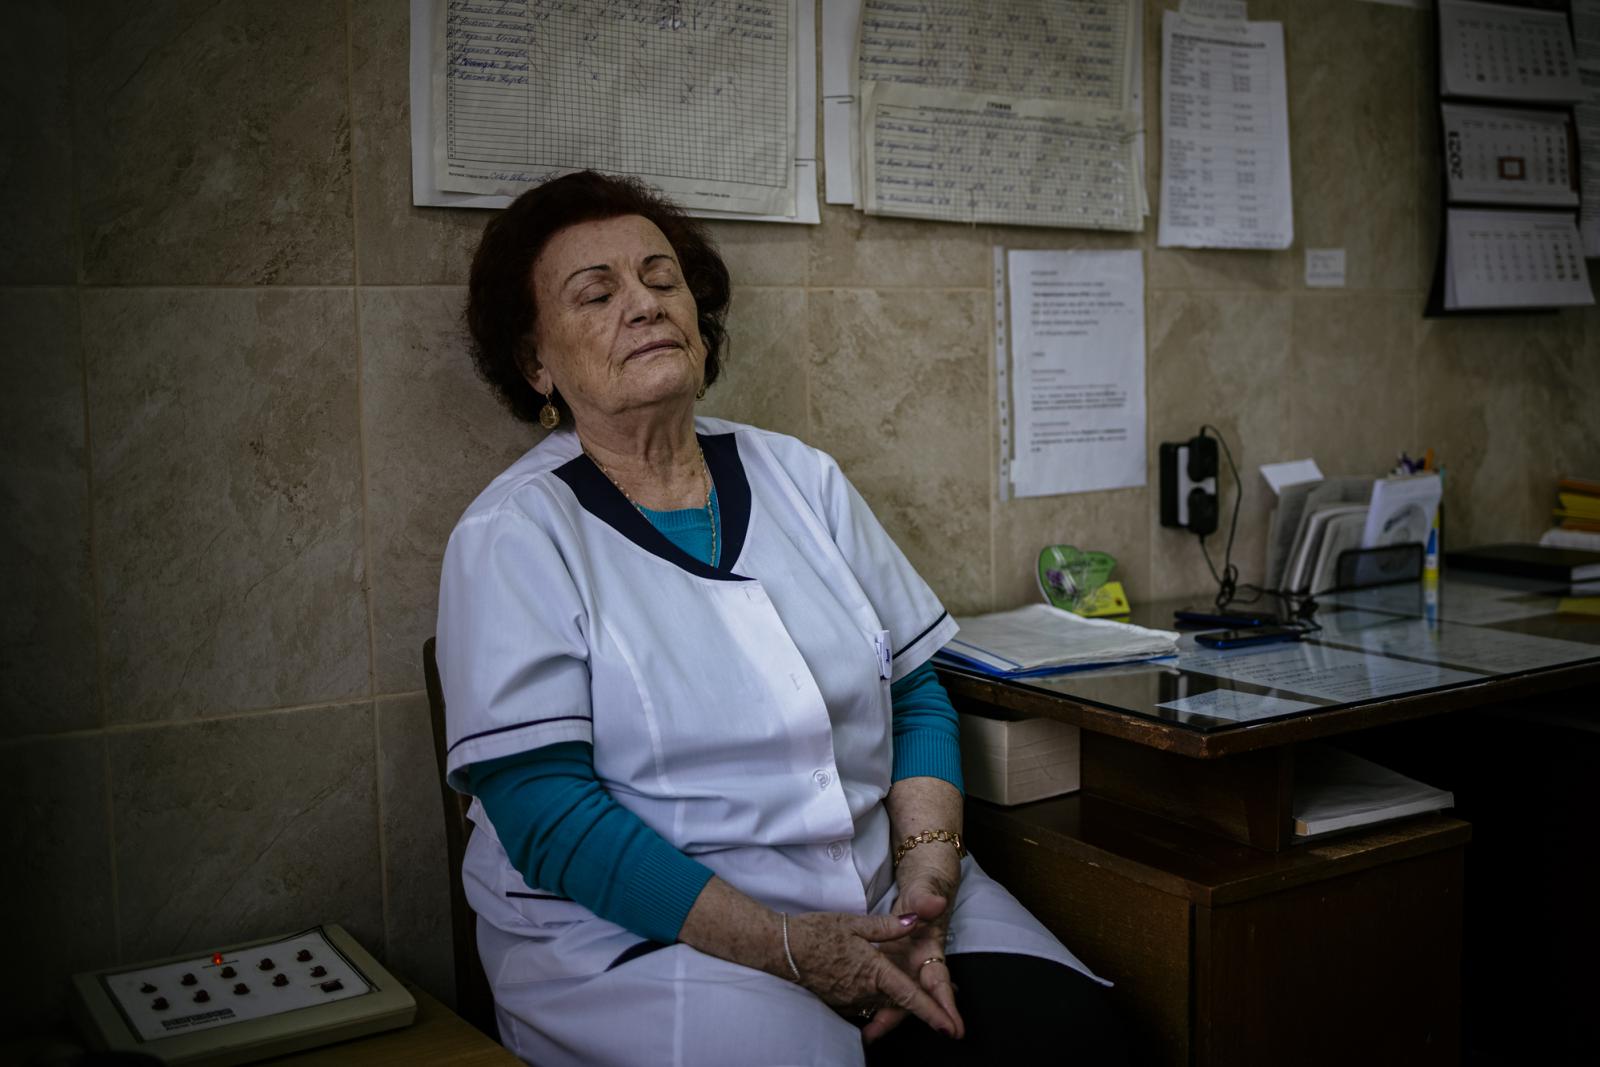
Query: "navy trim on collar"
553 432 753 582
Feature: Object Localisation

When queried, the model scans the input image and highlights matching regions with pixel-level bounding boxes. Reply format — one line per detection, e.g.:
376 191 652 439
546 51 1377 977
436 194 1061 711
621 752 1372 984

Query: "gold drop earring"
539 389 561 430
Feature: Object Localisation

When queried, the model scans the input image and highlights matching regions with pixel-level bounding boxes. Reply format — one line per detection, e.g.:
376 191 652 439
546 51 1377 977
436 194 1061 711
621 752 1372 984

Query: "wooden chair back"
423 637 500 1041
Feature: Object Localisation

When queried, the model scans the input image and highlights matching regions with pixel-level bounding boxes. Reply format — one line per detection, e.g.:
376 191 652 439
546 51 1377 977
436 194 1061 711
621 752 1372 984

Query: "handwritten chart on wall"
426 0 798 218
847 0 1144 231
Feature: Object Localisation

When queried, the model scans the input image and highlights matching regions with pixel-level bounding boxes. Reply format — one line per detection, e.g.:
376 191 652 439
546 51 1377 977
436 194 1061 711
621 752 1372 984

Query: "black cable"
1188 426 1325 633
1196 424 1243 610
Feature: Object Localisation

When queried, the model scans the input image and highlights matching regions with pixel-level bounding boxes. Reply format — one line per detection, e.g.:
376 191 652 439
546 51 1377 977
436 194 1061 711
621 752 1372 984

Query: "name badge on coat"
873 630 893 680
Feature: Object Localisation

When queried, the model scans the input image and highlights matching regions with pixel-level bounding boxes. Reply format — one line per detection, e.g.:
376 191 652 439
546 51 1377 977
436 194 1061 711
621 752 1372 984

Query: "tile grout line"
986 261 999 612
342 0 393 962
0 694 427 750
65 9 123 959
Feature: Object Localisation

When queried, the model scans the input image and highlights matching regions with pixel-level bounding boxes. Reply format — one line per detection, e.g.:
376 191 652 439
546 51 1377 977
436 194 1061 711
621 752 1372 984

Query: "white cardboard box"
958 711 1081 806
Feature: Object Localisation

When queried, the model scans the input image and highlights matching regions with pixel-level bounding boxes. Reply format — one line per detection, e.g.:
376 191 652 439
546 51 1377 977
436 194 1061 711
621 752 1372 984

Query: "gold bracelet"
893 829 966 866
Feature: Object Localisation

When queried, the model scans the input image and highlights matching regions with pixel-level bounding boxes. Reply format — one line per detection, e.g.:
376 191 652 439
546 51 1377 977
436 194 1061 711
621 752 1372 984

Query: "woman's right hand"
785 911 959 1037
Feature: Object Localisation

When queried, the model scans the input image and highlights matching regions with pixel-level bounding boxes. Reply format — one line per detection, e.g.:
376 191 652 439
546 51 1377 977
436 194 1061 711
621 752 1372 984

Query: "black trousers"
864 952 1134 1066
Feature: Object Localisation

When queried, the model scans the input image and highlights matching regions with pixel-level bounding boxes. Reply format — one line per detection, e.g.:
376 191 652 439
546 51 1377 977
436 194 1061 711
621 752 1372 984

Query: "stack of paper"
1292 745 1454 838
959 711 1081 806
1267 475 1442 595
935 604 1178 678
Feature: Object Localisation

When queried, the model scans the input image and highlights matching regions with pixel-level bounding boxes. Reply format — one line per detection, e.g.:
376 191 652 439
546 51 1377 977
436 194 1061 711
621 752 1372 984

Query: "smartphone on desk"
1174 608 1279 629
1194 627 1306 650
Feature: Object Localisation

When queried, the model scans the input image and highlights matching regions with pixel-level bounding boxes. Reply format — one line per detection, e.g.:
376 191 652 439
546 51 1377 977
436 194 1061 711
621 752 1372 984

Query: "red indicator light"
212 952 224 966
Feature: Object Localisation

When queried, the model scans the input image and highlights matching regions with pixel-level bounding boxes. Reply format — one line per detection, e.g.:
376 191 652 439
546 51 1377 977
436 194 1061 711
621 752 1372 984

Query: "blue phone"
1194 627 1305 650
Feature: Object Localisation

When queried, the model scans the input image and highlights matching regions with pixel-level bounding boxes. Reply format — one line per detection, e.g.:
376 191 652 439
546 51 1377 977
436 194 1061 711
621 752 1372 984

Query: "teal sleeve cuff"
890 661 965 793
467 742 715 943
617 834 716 944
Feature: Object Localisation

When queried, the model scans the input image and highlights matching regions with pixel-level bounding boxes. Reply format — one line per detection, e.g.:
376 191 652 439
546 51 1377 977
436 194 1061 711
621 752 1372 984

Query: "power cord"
1196 424 1241 611
1190 424 1323 633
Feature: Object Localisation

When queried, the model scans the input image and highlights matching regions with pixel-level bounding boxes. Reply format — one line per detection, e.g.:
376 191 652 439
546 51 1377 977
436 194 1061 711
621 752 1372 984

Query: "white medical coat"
437 419 1099 1066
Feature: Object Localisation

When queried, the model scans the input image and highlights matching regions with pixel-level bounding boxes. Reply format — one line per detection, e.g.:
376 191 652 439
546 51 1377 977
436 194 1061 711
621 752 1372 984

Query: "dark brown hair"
465 171 731 424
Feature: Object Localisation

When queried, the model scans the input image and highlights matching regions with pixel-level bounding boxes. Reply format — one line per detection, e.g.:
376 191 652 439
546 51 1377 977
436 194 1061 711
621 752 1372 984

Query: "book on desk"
1445 542 1600 595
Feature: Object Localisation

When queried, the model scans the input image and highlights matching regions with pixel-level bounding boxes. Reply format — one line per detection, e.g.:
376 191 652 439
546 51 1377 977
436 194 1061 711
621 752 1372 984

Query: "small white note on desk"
1304 249 1346 288
1158 689 1319 723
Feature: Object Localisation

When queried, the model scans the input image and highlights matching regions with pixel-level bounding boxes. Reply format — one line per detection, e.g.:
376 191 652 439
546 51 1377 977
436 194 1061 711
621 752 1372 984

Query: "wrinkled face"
527 214 706 428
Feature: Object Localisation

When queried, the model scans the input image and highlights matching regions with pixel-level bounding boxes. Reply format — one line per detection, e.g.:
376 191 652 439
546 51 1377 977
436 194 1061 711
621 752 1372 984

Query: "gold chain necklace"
586 446 717 566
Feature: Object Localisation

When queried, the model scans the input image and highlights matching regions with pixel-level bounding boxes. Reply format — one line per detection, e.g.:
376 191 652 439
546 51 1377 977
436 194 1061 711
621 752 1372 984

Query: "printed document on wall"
1158 12 1293 249
1005 250 1146 498
416 0 815 221
1581 70 1600 257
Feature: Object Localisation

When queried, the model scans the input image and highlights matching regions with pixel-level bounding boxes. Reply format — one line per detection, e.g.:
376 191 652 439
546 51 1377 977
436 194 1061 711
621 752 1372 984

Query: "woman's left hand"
861 844 965 1044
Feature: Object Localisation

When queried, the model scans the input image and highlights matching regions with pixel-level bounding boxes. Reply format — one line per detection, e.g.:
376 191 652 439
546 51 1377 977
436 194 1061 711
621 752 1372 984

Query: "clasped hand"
786 847 965 1044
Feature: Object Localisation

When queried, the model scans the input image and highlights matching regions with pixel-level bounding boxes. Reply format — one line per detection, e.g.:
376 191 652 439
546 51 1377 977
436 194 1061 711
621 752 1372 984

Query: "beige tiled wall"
2 0 1597 1029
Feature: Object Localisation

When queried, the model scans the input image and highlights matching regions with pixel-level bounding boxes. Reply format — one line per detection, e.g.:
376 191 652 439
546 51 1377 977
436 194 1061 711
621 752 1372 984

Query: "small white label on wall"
1305 248 1347 288
1179 0 1247 19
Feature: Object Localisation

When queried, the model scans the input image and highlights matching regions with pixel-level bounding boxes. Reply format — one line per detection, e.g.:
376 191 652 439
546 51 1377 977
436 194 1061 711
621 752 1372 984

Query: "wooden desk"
941 587 1600 1067
4 985 517 1067
261 984 516 1065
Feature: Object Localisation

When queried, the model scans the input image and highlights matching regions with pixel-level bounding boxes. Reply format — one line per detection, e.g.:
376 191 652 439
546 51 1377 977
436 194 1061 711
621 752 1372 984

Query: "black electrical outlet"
1186 435 1218 483
1159 434 1219 536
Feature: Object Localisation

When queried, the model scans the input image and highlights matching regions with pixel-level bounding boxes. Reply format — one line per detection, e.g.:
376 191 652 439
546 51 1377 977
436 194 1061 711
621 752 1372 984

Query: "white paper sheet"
821 0 862 204
860 83 1143 229
1439 1 1584 103
1004 250 1147 498
1441 104 1579 206
1180 0 1247 20
410 0 818 223
1177 637 1485 704
1577 2 1600 71
1320 582 1558 626
1316 609 1418 637
848 0 1144 227
1325 619 1600 674
1445 209 1595 308
1304 249 1346 287
1579 71 1600 257
1158 11 1293 249
1260 459 1323 496
1157 689 1321 723
1362 473 1442 549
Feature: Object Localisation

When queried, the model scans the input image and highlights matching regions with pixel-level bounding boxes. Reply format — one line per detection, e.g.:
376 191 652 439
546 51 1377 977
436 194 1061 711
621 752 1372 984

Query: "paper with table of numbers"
424 0 801 219
846 0 1145 229
1438 0 1583 103
1441 104 1579 207
860 83 1144 229
1157 10 1293 249
1444 209 1595 308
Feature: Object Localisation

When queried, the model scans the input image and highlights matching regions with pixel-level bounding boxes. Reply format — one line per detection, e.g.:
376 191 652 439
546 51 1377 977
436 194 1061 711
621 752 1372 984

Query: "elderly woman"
437 171 1128 1066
